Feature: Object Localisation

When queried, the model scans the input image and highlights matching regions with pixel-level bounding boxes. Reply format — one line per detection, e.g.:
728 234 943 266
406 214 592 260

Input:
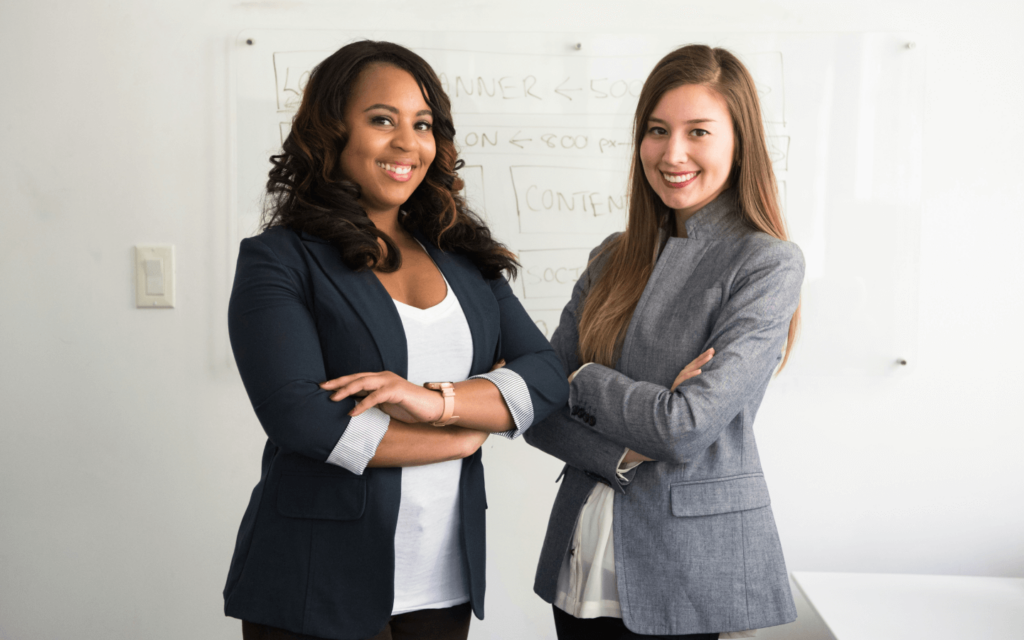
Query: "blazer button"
588 416 596 426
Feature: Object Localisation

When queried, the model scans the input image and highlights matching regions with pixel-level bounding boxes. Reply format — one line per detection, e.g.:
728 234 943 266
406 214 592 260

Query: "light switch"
145 259 164 295
135 245 175 308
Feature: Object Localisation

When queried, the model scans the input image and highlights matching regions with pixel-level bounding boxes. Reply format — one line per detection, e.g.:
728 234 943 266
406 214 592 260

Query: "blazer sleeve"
567 240 805 464
480 274 570 435
228 235 360 462
522 236 640 492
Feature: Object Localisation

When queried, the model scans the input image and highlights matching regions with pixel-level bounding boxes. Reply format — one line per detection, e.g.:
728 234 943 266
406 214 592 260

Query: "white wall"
1 1 1021 639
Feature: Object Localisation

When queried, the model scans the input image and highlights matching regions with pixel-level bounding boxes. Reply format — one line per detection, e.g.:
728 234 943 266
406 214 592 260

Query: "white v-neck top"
325 257 537 614
389 275 475 615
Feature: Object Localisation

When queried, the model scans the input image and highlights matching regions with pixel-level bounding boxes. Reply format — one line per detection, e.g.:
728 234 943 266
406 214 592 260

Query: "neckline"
392 275 452 312
677 188 740 240
391 267 457 321
387 237 453 315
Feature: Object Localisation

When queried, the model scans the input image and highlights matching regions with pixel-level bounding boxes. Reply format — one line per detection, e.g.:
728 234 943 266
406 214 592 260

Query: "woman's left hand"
669 347 714 391
320 372 444 423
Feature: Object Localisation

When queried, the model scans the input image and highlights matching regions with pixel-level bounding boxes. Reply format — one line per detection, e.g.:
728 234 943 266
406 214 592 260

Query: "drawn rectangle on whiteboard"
528 309 564 340
460 164 486 220
273 51 324 112
268 49 786 120
520 248 591 299
269 48 653 116
511 166 628 235
769 135 790 170
423 50 650 115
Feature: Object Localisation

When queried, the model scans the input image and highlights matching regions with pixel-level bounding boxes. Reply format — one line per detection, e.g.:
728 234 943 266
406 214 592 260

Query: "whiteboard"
233 30 923 375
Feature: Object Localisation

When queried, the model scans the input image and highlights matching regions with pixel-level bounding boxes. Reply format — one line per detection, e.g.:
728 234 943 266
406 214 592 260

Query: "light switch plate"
135 244 175 308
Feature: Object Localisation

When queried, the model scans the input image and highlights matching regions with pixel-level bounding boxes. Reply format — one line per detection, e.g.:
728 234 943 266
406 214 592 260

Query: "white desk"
792 572 1024 639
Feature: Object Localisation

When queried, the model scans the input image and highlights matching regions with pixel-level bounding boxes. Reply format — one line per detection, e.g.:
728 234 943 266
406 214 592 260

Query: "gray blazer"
524 191 803 636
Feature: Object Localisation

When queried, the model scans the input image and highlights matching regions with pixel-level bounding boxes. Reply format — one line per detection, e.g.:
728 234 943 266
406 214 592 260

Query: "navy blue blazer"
223 226 568 640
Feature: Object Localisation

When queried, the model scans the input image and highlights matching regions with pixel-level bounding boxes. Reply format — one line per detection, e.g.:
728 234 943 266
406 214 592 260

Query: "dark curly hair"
262 40 518 280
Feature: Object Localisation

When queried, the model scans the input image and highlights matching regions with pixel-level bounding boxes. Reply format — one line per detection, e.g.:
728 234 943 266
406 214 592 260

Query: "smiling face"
339 63 436 219
639 83 736 226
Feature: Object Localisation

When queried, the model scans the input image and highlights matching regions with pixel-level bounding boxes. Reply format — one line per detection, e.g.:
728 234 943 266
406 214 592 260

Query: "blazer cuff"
470 367 533 440
326 407 390 475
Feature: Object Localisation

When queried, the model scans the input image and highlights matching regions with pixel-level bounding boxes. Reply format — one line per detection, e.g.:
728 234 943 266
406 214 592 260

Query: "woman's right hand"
321 370 447 423
669 347 714 391
623 449 653 464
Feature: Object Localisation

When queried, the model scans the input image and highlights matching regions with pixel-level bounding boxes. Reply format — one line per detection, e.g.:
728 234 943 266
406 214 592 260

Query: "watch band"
423 381 459 426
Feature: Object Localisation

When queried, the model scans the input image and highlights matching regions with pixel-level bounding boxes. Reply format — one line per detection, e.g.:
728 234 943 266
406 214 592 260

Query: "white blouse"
553 451 638 618
388 277 474 615
324 269 534 615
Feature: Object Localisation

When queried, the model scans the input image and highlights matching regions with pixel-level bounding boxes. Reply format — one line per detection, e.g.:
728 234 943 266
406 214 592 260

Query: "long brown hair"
577 45 800 369
262 40 518 279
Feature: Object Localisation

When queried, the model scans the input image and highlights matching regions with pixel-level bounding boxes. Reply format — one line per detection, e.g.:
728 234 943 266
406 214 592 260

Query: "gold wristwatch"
423 381 459 426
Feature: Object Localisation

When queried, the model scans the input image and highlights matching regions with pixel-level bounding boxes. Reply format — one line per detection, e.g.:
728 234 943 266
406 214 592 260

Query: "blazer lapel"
618 237 713 374
299 232 409 378
617 194 737 374
416 232 495 377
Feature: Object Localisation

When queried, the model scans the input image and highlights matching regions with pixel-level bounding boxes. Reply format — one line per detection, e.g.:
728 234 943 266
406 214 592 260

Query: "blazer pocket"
670 473 770 517
277 473 367 520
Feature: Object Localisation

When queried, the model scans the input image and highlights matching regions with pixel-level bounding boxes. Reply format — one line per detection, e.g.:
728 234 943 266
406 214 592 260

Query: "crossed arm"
228 236 501 470
524 238 804 483
565 242 803 464
320 369 513 469
523 276 711 489
232 235 571 474
320 274 568 471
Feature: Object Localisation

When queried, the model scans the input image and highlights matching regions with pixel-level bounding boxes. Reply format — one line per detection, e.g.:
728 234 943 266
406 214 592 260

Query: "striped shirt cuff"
326 406 391 475
470 367 533 440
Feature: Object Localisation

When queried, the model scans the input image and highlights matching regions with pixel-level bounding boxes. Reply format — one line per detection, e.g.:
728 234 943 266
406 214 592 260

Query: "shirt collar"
680 188 743 240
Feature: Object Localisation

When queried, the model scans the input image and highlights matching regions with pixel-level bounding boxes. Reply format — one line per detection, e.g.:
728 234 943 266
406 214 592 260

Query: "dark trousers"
242 602 472 640
553 605 719 640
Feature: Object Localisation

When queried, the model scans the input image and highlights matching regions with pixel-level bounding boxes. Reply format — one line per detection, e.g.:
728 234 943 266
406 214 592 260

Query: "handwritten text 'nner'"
439 75 643 101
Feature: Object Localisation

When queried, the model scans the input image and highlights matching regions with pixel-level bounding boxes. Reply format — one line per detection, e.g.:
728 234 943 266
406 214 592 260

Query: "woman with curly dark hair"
223 40 568 640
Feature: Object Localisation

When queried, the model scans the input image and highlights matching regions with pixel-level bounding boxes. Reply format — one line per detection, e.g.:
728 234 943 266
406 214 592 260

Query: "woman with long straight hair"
524 44 804 639
223 41 568 640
